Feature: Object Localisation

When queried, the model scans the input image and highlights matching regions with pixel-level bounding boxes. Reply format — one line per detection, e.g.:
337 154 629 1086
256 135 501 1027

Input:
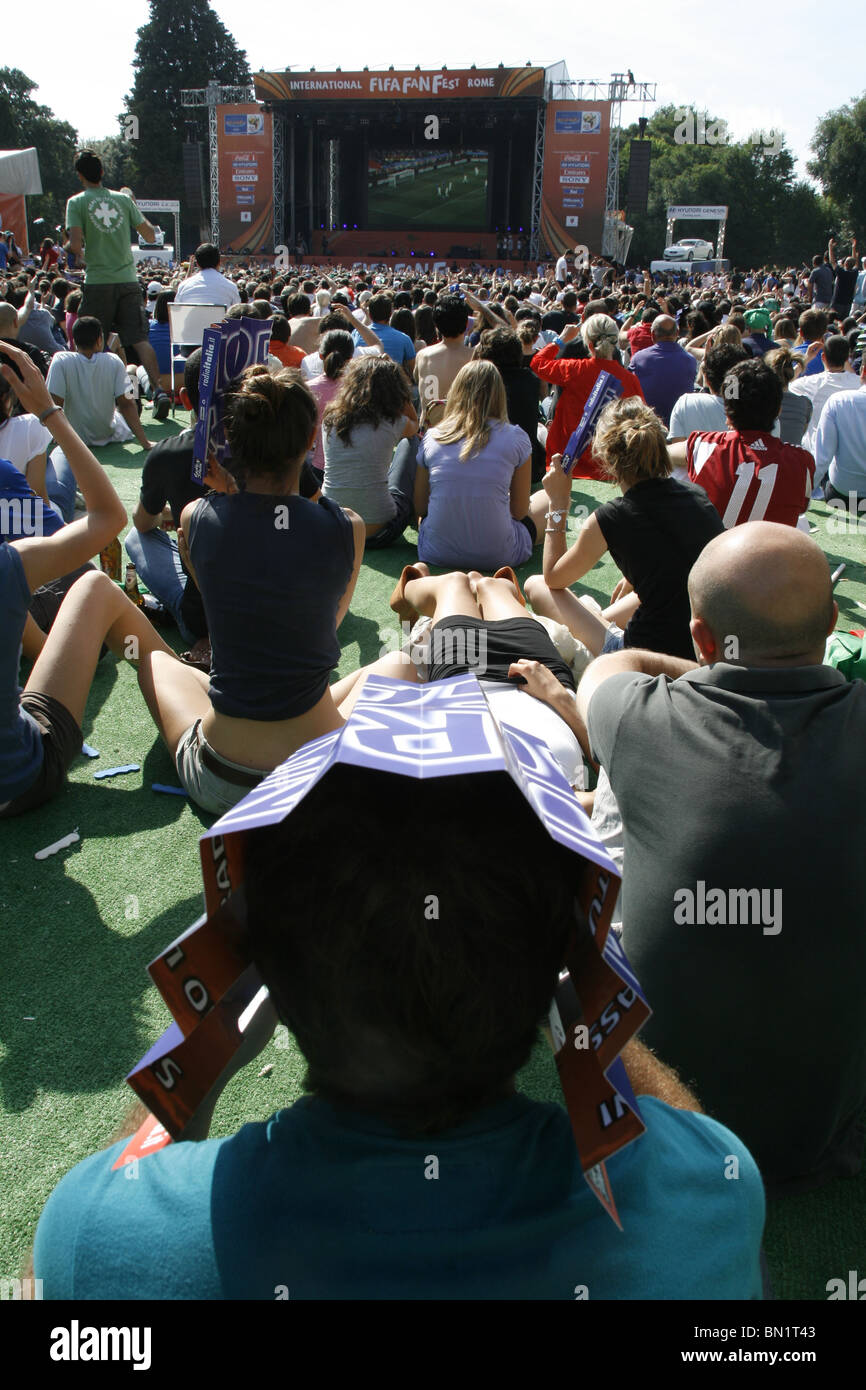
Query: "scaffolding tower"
180 81 254 246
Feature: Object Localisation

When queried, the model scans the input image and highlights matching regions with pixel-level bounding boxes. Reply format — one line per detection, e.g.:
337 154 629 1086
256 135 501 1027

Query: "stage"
211 66 612 263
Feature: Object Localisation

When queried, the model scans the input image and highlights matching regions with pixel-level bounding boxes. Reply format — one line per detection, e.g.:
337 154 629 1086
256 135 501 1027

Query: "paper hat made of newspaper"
125 674 650 1225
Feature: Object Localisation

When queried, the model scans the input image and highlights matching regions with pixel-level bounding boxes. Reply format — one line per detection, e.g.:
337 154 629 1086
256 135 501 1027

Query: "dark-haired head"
243 763 578 1134
322 355 409 445
224 366 317 489
722 358 784 430
319 330 354 380
74 150 103 184
474 326 523 372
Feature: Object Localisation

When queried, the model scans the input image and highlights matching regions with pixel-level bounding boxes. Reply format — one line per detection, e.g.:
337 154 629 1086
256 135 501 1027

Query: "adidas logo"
751 439 767 450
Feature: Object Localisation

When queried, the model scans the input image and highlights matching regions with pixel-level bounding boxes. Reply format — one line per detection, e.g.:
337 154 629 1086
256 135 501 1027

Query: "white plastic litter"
35 828 80 860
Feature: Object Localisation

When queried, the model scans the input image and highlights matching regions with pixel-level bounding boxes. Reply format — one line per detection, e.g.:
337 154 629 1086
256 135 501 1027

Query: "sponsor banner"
216 103 273 253
666 204 728 220
540 102 610 257
256 67 545 102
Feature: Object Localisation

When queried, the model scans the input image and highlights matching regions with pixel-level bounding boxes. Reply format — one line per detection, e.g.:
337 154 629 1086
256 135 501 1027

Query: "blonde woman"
525 398 723 660
530 314 644 478
414 359 548 570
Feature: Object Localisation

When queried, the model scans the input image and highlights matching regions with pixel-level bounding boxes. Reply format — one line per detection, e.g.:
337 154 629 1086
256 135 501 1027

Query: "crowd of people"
3 150 866 1300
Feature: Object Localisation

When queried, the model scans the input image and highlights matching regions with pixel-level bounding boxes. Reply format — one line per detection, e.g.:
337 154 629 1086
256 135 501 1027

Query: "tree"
0 68 78 234
808 95 866 238
618 104 829 268
123 0 251 223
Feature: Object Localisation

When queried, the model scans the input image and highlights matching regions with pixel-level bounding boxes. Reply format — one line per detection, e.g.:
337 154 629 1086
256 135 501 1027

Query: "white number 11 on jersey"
722 462 779 528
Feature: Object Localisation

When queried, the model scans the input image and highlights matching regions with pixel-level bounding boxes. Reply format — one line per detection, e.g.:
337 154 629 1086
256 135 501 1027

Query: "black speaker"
182 143 206 213
626 140 651 214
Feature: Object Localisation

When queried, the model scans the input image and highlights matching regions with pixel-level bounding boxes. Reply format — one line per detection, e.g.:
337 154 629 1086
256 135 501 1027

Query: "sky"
5 0 864 183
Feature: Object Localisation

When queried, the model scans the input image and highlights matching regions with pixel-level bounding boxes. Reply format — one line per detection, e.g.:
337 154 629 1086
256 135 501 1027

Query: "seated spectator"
63 289 82 350
813 357 866 503
32 751 765 1298
301 304 383 380
126 350 211 660
45 316 152 520
672 358 814 528
137 367 365 815
0 343 174 819
305 329 355 479
268 314 305 369
526 398 723 660
6 284 65 358
0 371 53 502
354 293 415 382
173 243 240 309
763 346 813 445
787 334 861 458
531 315 644 478
322 355 418 549
741 309 774 357
0 297 50 378
473 327 545 482
415 360 546 570
668 343 749 442
793 308 829 378
629 316 698 428
573 521 866 1191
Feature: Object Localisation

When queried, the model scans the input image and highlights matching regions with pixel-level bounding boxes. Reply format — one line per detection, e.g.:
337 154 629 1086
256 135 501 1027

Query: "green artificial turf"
2 414 865 1298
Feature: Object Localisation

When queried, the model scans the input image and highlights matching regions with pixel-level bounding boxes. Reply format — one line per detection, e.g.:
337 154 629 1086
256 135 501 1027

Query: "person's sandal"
492 566 527 607
389 565 425 622
180 638 212 673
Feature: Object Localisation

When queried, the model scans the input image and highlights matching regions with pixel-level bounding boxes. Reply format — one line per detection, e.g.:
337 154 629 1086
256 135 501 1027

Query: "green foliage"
123 0 251 223
0 67 78 233
808 95 866 236
619 104 830 267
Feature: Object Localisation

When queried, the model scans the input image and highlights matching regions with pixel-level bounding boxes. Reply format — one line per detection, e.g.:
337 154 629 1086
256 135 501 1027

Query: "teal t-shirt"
34 1093 765 1299
65 188 142 284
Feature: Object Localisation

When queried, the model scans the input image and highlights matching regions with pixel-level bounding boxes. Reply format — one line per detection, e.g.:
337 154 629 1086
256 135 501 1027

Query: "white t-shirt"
173 267 240 308
667 393 727 439
555 255 568 284
46 351 130 445
0 413 52 474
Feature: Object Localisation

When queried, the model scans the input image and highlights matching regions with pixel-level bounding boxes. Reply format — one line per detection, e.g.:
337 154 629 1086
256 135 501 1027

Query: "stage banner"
256 68 545 102
216 104 274 255
540 102 611 258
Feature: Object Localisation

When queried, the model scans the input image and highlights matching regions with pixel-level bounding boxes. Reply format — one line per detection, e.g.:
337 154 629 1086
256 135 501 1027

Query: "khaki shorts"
0 692 83 819
175 719 266 816
81 281 149 349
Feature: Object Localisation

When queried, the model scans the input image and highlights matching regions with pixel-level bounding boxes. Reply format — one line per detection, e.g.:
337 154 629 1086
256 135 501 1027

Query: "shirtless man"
414 293 472 425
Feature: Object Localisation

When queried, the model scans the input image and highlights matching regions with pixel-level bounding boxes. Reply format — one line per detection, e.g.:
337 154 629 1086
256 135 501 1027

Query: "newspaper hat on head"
124 674 651 1227
744 308 773 334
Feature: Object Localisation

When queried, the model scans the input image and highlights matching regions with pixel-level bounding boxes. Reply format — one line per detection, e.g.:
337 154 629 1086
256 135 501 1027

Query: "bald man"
525 522 866 1190
629 314 697 427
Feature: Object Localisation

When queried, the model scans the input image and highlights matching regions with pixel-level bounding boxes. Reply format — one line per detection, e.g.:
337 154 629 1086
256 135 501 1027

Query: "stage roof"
255 66 547 103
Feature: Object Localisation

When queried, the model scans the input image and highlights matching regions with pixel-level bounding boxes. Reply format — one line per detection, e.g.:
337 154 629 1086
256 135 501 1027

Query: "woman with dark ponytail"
137 365 366 814
307 329 355 480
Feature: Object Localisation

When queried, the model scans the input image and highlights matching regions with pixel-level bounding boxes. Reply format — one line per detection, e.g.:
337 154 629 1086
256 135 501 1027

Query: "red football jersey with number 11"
686 430 815 528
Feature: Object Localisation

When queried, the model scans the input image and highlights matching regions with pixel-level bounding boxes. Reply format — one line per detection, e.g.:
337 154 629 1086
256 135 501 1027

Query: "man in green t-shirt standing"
64 150 170 420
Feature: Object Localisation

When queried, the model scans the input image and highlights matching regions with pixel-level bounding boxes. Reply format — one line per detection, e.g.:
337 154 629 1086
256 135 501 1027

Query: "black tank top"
187 491 353 720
